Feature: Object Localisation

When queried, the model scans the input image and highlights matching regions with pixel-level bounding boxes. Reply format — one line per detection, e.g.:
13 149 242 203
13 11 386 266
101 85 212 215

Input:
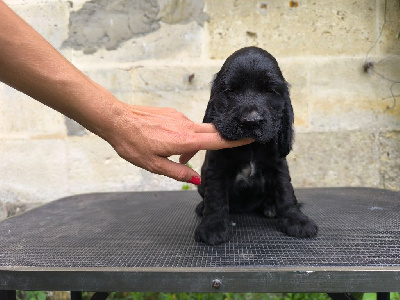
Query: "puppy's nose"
240 111 263 125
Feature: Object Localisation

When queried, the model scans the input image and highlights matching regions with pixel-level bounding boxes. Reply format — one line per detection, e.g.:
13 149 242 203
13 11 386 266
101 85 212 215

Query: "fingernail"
189 176 201 185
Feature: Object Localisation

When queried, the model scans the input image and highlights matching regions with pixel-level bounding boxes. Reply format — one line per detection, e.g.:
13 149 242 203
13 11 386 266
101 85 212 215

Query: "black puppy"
195 47 318 245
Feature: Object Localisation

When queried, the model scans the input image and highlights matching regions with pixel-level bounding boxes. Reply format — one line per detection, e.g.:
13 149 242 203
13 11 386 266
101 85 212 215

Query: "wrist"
85 92 131 148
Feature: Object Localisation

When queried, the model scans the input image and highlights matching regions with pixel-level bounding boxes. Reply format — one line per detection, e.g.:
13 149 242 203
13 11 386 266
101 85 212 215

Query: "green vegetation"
17 291 46 300
105 293 330 300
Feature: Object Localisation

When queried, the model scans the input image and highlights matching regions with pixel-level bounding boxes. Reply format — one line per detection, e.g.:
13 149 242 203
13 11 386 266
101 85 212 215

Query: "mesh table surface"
0 187 400 292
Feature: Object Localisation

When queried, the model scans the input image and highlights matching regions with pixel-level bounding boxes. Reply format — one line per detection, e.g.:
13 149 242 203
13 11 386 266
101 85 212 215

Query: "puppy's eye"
268 89 280 95
266 87 282 96
273 89 282 96
268 97 285 110
260 85 279 95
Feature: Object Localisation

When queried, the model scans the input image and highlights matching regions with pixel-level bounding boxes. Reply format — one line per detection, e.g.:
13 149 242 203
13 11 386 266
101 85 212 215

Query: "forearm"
0 1 117 139
0 1 253 183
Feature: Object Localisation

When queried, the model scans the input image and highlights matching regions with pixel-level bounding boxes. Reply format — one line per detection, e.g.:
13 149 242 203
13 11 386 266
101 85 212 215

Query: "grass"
15 292 400 300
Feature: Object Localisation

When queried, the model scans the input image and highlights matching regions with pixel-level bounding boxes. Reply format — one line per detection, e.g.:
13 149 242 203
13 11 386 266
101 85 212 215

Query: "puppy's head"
204 47 294 157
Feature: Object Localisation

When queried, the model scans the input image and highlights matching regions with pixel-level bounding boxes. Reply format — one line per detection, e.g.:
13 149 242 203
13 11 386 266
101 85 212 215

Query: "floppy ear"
203 73 220 123
278 93 294 157
203 99 214 123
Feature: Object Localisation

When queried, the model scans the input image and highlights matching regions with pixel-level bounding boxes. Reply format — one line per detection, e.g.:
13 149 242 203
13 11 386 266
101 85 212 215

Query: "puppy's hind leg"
277 201 318 238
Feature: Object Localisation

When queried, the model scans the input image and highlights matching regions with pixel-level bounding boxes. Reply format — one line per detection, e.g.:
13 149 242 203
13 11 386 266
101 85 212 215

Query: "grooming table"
0 188 399 299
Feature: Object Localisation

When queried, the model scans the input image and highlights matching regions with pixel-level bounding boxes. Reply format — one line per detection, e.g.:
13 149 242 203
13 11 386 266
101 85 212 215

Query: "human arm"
0 1 252 184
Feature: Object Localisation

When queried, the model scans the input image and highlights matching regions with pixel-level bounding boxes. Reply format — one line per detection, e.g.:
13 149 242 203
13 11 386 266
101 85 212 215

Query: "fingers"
151 156 201 184
189 132 254 151
192 123 254 149
214 136 254 149
178 126 253 165
179 134 253 171
193 123 218 133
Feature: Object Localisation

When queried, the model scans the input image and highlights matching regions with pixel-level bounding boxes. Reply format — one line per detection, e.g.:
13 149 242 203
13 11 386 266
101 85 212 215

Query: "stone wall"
1 0 399 219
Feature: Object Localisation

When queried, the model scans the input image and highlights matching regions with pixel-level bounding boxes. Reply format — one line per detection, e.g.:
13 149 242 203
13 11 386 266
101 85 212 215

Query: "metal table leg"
91 292 110 300
0 290 16 300
328 293 357 300
377 293 390 300
71 291 83 300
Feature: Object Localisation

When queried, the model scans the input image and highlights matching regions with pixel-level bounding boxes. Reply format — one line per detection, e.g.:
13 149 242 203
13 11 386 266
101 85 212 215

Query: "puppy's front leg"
195 169 230 245
274 160 318 238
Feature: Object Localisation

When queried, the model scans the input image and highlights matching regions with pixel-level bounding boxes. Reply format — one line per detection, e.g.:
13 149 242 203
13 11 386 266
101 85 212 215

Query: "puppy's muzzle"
240 110 263 126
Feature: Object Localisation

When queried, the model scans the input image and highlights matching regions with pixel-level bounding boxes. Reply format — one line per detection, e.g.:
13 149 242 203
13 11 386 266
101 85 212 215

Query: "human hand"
0 1 252 185
104 103 254 184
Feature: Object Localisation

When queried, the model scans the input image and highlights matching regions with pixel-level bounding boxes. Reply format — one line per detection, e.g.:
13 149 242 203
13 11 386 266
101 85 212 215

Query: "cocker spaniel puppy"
195 47 318 245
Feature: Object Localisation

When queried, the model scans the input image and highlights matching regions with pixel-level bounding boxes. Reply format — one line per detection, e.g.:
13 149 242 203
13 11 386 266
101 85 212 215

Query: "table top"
0 187 399 293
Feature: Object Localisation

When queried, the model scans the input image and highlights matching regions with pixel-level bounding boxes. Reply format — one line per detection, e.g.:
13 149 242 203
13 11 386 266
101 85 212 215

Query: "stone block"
379 131 400 191
206 0 378 59
372 55 400 91
378 0 400 55
308 57 400 132
68 1 88 12
71 21 203 63
0 85 66 138
279 59 309 130
287 131 381 188
131 90 210 123
0 139 68 203
66 136 184 194
131 63 221 92
5 1 71 52
82 67 134 103
67 136 143 193
65 0 207 55
291 89 309 131
159 0 208 25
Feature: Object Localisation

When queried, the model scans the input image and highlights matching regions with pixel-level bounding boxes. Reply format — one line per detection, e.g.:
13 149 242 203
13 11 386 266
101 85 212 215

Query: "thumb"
151 156 201 185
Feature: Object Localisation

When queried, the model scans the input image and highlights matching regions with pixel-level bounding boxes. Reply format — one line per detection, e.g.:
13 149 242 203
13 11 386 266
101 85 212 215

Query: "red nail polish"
189 176 201 185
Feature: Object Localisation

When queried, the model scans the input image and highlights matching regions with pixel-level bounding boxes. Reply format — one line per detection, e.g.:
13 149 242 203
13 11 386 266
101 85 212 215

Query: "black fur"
195 47 318 245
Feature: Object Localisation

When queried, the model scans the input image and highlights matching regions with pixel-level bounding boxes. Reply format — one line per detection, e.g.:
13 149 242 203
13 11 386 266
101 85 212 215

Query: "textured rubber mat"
0 188 399 269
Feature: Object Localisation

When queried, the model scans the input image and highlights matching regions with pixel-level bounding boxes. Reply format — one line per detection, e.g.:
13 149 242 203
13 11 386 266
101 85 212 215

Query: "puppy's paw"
279 216 318 238
195 216 230 245
263 205 276 218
